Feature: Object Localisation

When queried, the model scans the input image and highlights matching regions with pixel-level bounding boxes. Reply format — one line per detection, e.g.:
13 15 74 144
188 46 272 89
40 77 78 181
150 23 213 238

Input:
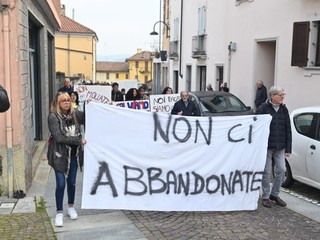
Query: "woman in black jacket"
47 92 86 227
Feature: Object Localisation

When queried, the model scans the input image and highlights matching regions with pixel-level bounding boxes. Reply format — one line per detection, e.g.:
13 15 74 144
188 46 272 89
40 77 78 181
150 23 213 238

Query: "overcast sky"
61 0 160 60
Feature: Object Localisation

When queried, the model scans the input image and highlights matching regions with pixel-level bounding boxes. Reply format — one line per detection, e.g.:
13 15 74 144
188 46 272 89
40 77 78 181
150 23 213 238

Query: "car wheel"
282 160 294 188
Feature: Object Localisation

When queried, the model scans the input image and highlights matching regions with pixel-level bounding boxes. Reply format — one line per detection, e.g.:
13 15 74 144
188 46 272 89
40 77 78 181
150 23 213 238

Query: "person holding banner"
47 92 86 227
138 86 149 100
126 88 140 101
162 87 173 94
121 88 126 100
111 82 124 102
171 91 199 116
70 91 79 109
256 86 292 208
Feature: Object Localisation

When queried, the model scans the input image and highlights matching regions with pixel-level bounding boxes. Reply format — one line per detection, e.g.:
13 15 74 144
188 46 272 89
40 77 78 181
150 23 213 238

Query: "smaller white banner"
73 85 112 110
74 85 112 105
149 94 180 113
112 100 150 111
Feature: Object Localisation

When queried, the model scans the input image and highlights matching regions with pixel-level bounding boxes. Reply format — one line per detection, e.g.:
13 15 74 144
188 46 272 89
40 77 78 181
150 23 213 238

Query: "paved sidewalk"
1 157 320 239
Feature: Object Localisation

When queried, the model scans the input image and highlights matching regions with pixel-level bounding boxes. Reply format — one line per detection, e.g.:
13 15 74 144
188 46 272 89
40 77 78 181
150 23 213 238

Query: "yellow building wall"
96 72 129 84
128 60 153 84
55 34 96 80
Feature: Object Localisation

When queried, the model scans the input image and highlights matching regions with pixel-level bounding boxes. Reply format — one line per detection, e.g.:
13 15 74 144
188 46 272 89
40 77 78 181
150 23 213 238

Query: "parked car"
188 91 253 116
281 106 320 190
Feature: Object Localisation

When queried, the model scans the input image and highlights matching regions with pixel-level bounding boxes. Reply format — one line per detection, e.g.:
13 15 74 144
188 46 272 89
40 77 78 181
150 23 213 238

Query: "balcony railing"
192 35 207 59
169 41 179 60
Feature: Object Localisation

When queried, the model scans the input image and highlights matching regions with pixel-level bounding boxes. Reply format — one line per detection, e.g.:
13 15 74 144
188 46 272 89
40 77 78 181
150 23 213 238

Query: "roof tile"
127 51 153 61
96 62 129 72
59 15 97 38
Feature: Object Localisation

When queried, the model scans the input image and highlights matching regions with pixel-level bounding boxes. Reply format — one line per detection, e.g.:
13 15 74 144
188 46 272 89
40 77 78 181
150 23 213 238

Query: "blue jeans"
54 154 78 212
262 149 285 199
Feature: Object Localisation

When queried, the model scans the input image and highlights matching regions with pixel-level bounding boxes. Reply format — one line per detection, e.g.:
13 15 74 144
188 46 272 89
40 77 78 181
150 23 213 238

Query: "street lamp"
150 20 170 36
150 20 170 53
149 0 170 94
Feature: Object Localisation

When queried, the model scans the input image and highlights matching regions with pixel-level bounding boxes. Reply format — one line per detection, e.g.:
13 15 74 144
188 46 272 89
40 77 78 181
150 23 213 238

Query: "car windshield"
199 95 247 113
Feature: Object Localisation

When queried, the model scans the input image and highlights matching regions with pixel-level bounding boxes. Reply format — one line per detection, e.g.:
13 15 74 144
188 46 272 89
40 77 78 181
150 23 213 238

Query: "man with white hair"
256 86 292 208
171 91 199 116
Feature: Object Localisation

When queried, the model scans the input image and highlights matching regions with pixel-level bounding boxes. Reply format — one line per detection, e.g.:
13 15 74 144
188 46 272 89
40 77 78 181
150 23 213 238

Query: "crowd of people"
45 77 291 227
47 79 178 227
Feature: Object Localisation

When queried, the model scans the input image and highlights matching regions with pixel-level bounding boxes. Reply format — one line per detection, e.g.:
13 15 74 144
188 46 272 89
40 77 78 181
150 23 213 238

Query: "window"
106 73 109 79
291 21 320 67
192 35 207 58
145 61 148 72
169 41 179 59
293 113 318 139
135 61 139 69
198 6 206 35
116 73 119 79
186 65 192 92
126 74 128 79
173 18 179 41
197 66 206 91
291 22 310 67
198 95 247 114
314 22 320 66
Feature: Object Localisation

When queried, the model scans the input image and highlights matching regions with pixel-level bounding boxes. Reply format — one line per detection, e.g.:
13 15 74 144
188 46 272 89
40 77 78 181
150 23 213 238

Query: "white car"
282 106 320 190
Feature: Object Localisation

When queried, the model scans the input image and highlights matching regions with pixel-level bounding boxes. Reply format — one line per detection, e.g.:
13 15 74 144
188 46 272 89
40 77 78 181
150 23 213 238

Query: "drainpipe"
179 0 183 78
227 43 232 89
68 34 71 77
2 5 14 197
227 41 236 89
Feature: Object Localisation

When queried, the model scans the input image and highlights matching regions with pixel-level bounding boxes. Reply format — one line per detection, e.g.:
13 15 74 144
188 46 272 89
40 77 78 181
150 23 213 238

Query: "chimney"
61 4 66 16
137 48 142 54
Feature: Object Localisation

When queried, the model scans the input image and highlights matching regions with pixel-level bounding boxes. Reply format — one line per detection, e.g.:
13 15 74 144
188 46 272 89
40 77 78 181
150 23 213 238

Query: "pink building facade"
0 0 61 197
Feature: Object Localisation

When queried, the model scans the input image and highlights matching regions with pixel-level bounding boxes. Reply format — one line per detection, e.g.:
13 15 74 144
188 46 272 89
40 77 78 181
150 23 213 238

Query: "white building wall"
224 0 320 110
206 1 228 91
168 0 320 112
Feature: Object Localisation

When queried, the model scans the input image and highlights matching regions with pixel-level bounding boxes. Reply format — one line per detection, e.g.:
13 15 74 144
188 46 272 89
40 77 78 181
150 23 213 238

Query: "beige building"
96 62 129 84
55 6 98 84
0 0 61 197
126 49 153 90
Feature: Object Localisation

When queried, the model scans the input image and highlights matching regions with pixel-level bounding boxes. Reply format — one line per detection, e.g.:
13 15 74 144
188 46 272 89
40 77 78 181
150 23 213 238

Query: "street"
283 181 320 205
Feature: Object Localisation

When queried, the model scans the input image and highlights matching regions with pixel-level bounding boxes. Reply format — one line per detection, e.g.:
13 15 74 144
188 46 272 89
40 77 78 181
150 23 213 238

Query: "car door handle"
310 145 316 150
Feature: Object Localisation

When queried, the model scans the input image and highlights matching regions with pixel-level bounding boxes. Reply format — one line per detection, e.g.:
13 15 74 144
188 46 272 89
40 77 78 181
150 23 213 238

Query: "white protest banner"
82 103 272 211
112 100 149 111
74 85 112 106
149 94 180 113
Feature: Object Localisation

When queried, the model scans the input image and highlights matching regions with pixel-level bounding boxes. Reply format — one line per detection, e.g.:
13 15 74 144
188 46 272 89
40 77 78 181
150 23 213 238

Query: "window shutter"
173 18 179 41
291 22 309 67
315 24 320 66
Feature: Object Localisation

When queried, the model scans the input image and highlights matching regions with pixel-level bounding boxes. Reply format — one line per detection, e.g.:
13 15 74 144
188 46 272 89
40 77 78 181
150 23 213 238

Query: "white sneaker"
67 207 78 220
55 213 63 227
